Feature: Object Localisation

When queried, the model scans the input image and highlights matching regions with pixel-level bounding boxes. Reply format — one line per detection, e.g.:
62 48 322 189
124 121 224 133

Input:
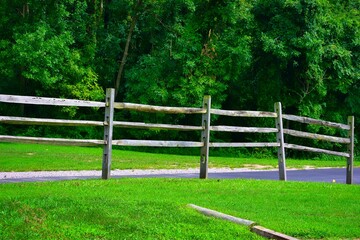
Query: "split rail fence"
0 88 355 184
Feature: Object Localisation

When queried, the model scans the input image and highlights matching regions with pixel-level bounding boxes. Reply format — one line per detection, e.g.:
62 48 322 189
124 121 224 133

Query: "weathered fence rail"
0 116 104 127
0 135 105 146
0 94 105 108
0 88 355 184
282 114 350 130
114 102 206 114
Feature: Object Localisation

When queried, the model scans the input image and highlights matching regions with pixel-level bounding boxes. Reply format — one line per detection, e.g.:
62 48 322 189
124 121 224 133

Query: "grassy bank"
0 142 357 172
0 178 359 239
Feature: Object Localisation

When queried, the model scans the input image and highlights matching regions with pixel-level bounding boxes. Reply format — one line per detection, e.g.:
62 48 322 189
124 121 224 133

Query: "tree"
249 0 359 153
0 0 104 115
0 0 358 152
114 0 143 97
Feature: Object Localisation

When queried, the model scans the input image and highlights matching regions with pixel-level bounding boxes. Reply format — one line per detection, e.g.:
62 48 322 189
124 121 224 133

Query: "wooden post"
346 116 354 184
102 88 115 179
200 96 211 179
274 102 287 181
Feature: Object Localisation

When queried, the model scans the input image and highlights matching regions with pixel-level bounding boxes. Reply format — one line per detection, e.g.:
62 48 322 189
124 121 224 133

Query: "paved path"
1 168 359 184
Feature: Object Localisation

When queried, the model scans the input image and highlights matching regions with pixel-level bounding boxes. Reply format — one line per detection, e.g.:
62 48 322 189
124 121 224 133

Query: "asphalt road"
120 168 360 184
208 168 360 184
1 168 359 184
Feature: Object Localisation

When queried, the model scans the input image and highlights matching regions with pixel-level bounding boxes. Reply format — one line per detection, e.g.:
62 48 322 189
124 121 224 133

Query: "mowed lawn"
0 142 357 171
0 142 359 239
1 178 360 239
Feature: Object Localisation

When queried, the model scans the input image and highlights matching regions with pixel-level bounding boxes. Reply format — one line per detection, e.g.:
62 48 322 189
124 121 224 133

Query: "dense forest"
0 0 359 156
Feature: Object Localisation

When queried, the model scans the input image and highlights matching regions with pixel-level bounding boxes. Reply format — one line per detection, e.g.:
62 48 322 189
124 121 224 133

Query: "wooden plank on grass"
188 204 256 227
0 94 105 108
251 226 299 240
0 135 104 146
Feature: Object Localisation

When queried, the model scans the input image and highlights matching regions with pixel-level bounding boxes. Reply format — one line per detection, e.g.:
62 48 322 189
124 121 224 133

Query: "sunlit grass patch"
0 178 359 239
0 142 357 171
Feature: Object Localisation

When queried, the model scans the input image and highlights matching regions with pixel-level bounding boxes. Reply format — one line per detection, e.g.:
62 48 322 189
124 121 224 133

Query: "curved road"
1 168 359 184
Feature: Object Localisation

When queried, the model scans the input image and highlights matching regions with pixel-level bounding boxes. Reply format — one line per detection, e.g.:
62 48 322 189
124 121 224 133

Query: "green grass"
0 178 359 239
0 142 358 171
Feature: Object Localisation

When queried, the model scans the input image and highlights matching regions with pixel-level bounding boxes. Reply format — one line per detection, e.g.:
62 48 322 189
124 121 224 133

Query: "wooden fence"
0 88 355 184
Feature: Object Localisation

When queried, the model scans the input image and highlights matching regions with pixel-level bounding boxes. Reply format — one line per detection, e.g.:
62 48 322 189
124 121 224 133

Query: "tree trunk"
114 0 142 98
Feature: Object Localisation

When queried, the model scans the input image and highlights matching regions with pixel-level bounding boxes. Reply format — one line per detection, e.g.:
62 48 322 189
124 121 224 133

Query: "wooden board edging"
251 225 299 240
187 204 256 227
188 204 299 240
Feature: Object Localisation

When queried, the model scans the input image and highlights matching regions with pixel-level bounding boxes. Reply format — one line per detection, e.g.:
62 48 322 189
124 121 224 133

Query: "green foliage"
0 0 104 102
13 22 74 85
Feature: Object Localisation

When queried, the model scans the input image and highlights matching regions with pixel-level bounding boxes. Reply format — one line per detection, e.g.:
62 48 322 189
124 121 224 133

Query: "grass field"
0 142 357 172
0 178 359 239
1 143 359 239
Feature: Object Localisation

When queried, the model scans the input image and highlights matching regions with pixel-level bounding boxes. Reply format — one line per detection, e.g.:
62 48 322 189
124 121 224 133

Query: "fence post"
346 116 354 184
200 96 211 179
102 88 115 180
274 102 287 181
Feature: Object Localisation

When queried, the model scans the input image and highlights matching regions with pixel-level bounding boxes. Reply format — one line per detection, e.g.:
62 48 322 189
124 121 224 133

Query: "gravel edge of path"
0 168 278 179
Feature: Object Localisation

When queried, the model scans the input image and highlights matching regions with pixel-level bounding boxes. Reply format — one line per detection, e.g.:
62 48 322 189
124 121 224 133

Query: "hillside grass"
0 142 358 172
0 178 359 239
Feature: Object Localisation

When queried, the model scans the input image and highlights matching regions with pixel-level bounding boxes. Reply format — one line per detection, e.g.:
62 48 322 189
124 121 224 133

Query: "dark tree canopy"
0 0 359 155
